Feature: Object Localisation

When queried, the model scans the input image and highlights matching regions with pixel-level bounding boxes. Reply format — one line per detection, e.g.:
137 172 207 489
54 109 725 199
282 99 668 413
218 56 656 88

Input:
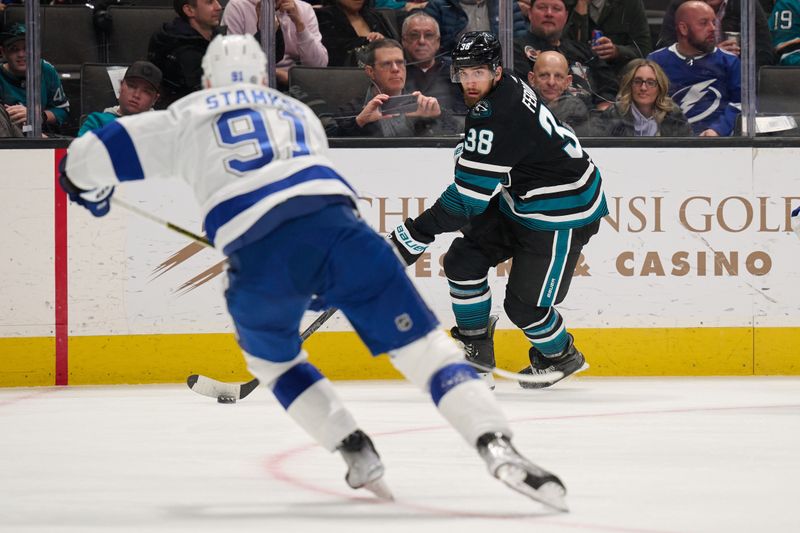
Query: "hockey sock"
522 308 569 357
448 276 492 336
245 353 358 451
390 330 510 446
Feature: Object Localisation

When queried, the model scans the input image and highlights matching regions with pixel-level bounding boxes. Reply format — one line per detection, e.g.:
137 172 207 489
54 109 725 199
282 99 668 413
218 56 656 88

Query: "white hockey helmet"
201 34 267 89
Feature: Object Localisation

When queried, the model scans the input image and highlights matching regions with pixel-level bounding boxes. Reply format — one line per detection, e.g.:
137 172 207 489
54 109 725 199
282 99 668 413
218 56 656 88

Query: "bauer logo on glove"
395 225 427 253
388 218 433 266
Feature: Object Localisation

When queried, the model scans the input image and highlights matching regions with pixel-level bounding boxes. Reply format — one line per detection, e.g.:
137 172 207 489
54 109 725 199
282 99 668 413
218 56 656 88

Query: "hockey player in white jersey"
59 34 568 511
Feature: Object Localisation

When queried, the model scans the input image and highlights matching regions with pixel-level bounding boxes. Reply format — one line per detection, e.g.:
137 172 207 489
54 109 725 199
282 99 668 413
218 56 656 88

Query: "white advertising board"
2 146 799 338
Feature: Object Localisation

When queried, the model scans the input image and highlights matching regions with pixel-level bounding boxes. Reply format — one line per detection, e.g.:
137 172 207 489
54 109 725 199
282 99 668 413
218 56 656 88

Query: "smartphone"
381 94 419 115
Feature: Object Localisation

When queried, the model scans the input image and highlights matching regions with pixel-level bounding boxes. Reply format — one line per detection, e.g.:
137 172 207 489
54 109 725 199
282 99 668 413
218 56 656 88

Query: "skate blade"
496 465 568 513
363 477 394 501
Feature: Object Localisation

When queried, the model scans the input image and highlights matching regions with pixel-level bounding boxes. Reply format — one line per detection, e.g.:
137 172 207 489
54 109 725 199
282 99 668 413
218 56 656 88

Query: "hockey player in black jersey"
390 31 608 389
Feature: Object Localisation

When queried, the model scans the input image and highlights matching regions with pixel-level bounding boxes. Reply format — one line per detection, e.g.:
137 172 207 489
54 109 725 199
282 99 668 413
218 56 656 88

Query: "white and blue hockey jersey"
648 44 741 136
66 84 358 255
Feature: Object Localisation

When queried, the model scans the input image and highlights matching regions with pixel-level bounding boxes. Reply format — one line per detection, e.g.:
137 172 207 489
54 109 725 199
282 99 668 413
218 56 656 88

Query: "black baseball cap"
123 61 162 91
1 23 26 49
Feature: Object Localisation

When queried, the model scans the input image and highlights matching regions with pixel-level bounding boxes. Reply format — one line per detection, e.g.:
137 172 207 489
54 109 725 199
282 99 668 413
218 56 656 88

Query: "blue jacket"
424 0 528 56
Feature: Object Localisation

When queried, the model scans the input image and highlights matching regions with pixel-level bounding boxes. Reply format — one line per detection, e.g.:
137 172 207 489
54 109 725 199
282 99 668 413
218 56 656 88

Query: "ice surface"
1 377 799 532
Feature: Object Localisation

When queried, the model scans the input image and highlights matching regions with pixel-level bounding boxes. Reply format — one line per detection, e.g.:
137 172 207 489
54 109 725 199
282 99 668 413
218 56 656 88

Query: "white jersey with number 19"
65 84 357 255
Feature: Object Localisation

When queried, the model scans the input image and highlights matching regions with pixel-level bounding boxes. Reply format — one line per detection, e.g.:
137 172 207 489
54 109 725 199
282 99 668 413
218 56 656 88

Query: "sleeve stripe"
455 183 495 201
93 121 145 182
455 169 502 192
458 156 512 174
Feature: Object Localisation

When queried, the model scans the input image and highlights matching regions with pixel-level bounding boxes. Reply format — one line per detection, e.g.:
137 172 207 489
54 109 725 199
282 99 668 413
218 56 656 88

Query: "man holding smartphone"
336 39 459 137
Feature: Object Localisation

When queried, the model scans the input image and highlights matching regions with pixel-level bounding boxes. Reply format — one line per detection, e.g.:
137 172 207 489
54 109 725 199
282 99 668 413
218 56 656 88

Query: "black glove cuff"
404 218 434 244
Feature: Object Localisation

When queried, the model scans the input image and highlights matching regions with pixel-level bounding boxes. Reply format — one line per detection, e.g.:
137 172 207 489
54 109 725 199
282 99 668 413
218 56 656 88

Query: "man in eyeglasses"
336 39 459 136
389 31 608 390
402 11 468 118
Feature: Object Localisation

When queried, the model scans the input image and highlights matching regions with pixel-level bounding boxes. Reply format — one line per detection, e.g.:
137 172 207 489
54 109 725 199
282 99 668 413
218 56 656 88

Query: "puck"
217 395 237 404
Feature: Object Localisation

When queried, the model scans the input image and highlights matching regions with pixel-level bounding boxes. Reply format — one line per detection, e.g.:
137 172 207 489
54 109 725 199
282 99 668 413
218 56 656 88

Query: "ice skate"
477 432 568 512
451 315 499 389
518 334 589 389
337 430 394 500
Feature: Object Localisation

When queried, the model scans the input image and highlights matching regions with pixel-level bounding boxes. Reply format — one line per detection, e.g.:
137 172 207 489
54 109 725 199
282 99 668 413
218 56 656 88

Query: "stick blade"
187 374 252 401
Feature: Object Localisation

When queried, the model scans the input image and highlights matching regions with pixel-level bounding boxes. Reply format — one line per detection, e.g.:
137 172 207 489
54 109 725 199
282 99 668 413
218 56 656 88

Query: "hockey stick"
112 197 212 248
188 346 567 404
186 306 339 402
467 362 566 385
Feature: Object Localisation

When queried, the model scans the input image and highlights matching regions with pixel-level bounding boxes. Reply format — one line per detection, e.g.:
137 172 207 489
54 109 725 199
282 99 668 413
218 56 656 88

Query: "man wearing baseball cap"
78 61 162 136
0 22 70 133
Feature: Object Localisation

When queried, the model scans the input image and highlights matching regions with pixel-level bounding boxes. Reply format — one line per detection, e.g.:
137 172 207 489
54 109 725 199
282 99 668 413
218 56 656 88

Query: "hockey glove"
59 158 114 218
388 218 433 266
792 205 800 238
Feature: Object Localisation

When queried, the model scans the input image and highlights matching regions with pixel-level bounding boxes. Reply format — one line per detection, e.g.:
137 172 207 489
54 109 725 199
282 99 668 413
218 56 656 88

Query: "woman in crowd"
593 59 692 137
316 0 399 66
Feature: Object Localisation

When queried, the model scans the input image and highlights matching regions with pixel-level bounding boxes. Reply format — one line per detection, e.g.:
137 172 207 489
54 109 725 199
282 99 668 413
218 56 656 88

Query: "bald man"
656 0 773 68
648 1 741 136
527 51 590 135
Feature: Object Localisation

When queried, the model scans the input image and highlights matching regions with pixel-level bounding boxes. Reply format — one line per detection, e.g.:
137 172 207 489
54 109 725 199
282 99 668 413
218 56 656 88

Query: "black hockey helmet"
450 31 502 82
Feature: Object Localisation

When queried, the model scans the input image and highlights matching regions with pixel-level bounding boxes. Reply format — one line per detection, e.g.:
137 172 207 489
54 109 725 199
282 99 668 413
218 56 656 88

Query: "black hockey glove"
388 218 433 266
59 156 114 218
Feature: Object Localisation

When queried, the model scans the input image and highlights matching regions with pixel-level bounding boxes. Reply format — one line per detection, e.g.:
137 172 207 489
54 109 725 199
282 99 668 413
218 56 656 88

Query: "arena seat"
80 63 130 120
288 66 371 114
106 6 175 64
758 66 800 114
4 5 104 71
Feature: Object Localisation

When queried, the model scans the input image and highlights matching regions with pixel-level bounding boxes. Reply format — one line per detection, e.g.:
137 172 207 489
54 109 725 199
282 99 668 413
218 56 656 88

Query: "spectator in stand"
592 58 692 136
771 0 800 65
402 11 468 116
563 0 652 75
78 62 162 137
657 0 774 67
317 0 398 67
649 1 741 136
147 0 223 107
528 50 590 135
423 0 529 57
223 0 327 87
0 23 69 134
336 39 458 136
513 0 618 109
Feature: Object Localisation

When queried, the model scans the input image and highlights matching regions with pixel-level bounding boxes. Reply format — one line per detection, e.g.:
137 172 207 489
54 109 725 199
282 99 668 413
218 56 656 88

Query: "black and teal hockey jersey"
416 72 607 238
